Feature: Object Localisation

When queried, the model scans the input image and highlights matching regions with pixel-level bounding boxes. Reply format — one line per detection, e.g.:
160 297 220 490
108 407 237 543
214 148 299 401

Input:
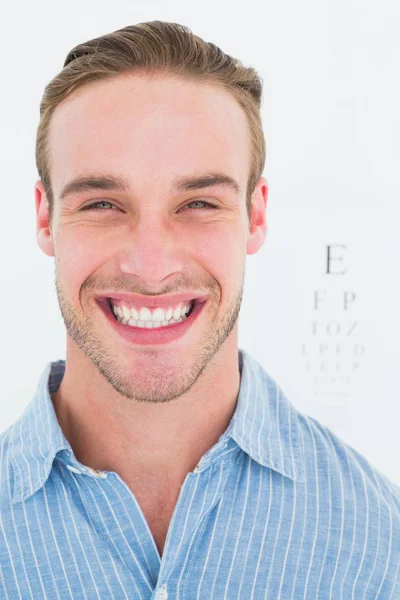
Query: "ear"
35 179 55 257
246 176 268 255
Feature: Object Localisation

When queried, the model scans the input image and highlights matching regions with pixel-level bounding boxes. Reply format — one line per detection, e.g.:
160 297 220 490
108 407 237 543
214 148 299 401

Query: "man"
0 21 399 599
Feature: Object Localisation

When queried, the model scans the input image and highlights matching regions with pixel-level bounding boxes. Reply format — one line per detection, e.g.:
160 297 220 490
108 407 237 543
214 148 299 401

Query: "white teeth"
111 300 194 329
152 308 165 322
139 307 152 322
173 305 182 320
125 315 186 328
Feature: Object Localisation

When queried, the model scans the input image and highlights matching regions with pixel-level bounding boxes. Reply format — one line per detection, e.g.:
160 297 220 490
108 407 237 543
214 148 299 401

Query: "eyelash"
82 200 218 212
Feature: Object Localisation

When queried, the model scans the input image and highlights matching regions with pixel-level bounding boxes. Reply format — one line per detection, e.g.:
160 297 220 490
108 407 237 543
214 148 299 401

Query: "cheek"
55 222 246 292
196 229 246 281
55 231 107 288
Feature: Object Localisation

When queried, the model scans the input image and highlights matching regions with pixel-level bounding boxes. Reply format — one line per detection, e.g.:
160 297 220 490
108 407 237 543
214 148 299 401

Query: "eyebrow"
58 172 243 202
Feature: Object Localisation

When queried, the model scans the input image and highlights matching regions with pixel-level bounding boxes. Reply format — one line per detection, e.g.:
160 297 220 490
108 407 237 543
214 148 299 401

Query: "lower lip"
97 299 206 346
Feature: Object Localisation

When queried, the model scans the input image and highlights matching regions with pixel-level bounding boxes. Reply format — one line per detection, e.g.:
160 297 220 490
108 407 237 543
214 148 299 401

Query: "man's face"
36 73 266 404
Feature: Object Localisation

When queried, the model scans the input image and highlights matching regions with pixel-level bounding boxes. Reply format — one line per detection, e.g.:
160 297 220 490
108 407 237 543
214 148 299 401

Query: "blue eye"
82 201 115 211
184 201 217 210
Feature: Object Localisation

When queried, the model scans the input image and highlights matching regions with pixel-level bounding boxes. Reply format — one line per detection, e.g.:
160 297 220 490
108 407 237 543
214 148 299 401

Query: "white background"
0 0 399 483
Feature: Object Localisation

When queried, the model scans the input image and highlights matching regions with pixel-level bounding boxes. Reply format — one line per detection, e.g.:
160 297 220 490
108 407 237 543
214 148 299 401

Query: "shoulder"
297 409 400 507
295 408 400 557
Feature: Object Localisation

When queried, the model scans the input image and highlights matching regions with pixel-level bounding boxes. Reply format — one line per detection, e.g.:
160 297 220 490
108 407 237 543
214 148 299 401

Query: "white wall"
1 0 399 483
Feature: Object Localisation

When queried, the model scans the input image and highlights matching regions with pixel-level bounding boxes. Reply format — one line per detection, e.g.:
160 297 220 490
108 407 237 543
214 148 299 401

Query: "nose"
116 215 186 287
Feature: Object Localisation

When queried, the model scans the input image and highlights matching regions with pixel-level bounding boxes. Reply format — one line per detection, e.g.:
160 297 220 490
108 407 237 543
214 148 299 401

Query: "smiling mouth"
105 297 197 328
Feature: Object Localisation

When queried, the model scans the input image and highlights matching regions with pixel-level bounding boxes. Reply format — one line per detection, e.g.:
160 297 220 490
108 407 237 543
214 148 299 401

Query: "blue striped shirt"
1 348 399 599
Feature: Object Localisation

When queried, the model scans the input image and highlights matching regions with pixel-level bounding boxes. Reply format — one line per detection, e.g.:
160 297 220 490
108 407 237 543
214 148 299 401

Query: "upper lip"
96 292 208 309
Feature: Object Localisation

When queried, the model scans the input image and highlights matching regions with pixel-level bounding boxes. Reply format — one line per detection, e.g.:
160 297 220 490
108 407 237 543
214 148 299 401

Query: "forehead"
48 73 251 196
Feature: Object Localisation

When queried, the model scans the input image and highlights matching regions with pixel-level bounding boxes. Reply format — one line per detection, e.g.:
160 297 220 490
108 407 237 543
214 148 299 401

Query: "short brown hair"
35 21 266 227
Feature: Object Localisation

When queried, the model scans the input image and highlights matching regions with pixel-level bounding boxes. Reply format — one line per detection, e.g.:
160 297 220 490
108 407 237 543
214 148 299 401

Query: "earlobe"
35 179 55 258
246 177 268 256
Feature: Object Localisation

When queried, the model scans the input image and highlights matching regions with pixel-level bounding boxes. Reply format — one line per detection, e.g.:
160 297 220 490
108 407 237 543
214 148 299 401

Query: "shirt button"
88 467 107 479
155 584 168 600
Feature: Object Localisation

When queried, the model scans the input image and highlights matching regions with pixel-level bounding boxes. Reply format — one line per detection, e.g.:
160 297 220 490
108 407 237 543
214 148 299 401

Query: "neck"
52 343 241 486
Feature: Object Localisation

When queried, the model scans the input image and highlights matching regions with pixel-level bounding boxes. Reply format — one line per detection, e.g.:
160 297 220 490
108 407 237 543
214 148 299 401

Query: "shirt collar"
230 348 305 482
10 348 305 504
10 360 71 504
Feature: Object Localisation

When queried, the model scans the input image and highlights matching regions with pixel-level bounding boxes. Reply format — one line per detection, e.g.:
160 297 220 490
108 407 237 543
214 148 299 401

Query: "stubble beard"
54 263 245 405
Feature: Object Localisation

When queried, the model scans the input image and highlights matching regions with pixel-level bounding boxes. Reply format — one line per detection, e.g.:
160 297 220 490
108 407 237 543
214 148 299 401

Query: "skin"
35 72 268 501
